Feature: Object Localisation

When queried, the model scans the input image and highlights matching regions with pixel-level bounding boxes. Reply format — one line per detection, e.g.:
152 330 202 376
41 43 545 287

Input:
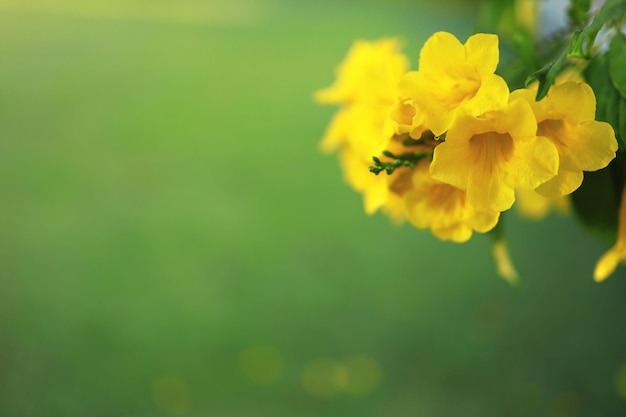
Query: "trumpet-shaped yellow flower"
316 38 409 105
399 31 509 136
316 38 409 159
390 98 427 139
316 39 408 219
510 81 618 197
515 187 570 220
316 38 414 218
340 146 411 219
321 102 397 159
405 161 500 242
429 98 559 213
594 184 626 282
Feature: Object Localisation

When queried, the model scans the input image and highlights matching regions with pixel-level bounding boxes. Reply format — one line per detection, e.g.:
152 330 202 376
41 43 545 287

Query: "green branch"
526 0 626 100
369 150 427 175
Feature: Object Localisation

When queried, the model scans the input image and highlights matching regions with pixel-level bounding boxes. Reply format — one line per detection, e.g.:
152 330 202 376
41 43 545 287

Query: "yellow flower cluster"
317 32 618 244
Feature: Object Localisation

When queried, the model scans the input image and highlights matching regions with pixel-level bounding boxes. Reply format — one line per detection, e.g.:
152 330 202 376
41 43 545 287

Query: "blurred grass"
1 1 626 416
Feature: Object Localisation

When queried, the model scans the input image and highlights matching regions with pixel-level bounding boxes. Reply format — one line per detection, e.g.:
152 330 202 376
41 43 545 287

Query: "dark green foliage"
570 43 626 245
526 0 626 101
571 165 622 246
524 31 586 100
586 50 626 149
567 0 592 27
609 33 626 99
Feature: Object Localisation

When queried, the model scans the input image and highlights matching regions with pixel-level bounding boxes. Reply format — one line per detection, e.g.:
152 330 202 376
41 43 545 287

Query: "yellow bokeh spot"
548 392 580 417
151 376 191 416
342 355 381 395
238 345 284 386
301 355 382 398
300 358 344 398
615 363 626 399
515 187 570 221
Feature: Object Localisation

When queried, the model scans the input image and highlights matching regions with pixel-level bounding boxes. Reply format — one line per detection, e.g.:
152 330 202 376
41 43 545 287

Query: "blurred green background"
1 0 626 416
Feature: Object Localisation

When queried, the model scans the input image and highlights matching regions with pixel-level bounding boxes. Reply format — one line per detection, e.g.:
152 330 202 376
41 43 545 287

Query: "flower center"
537 119 566 148
429 183 465 214
438 76 480 110
470 131 514 173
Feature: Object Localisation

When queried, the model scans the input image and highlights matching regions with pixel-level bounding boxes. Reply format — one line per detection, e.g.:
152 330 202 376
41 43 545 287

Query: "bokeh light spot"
151 376 191 416
615 363 626 399
342 355 382 395
506 383 543 416
548 392 581 417
238 345 284 386
300 358 344 398
300 355 382 398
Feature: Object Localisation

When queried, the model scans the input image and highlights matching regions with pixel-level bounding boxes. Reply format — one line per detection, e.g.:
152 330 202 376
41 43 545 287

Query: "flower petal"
558 120 617 172
319 108 350 153
431 224 473 243
464 33 500 75
492 239 519 285
316 38 409 104
542 81 597 122
340 149 389 214
535 168 583 198
495 98 538 140
467 167 516 212
594 183 626 281
594 247 625 282
418 31 464 75
472 210 500 233
515 187 570 220
504 135 559 190
429 140 472 189
465 74 509 117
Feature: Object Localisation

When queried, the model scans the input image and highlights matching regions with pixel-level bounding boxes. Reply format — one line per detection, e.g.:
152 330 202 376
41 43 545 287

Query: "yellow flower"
389 98 426 138
405 160 500 242
316 38 409 159
429 98 559 213
320 102 397 159
339 146 411 220
315 39 408 160
316 39 417 218
594 184 626 282
398 32 509 136
316 38 409 105
515 187 570 220
510 81 618 197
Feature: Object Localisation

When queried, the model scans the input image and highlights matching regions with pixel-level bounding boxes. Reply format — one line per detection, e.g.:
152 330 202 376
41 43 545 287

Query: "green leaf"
620 97 626 149
526 0 626 101
581 0 626 56
526 31 584 100
585 54 625 149
609 33 626 99
574 51 626 245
